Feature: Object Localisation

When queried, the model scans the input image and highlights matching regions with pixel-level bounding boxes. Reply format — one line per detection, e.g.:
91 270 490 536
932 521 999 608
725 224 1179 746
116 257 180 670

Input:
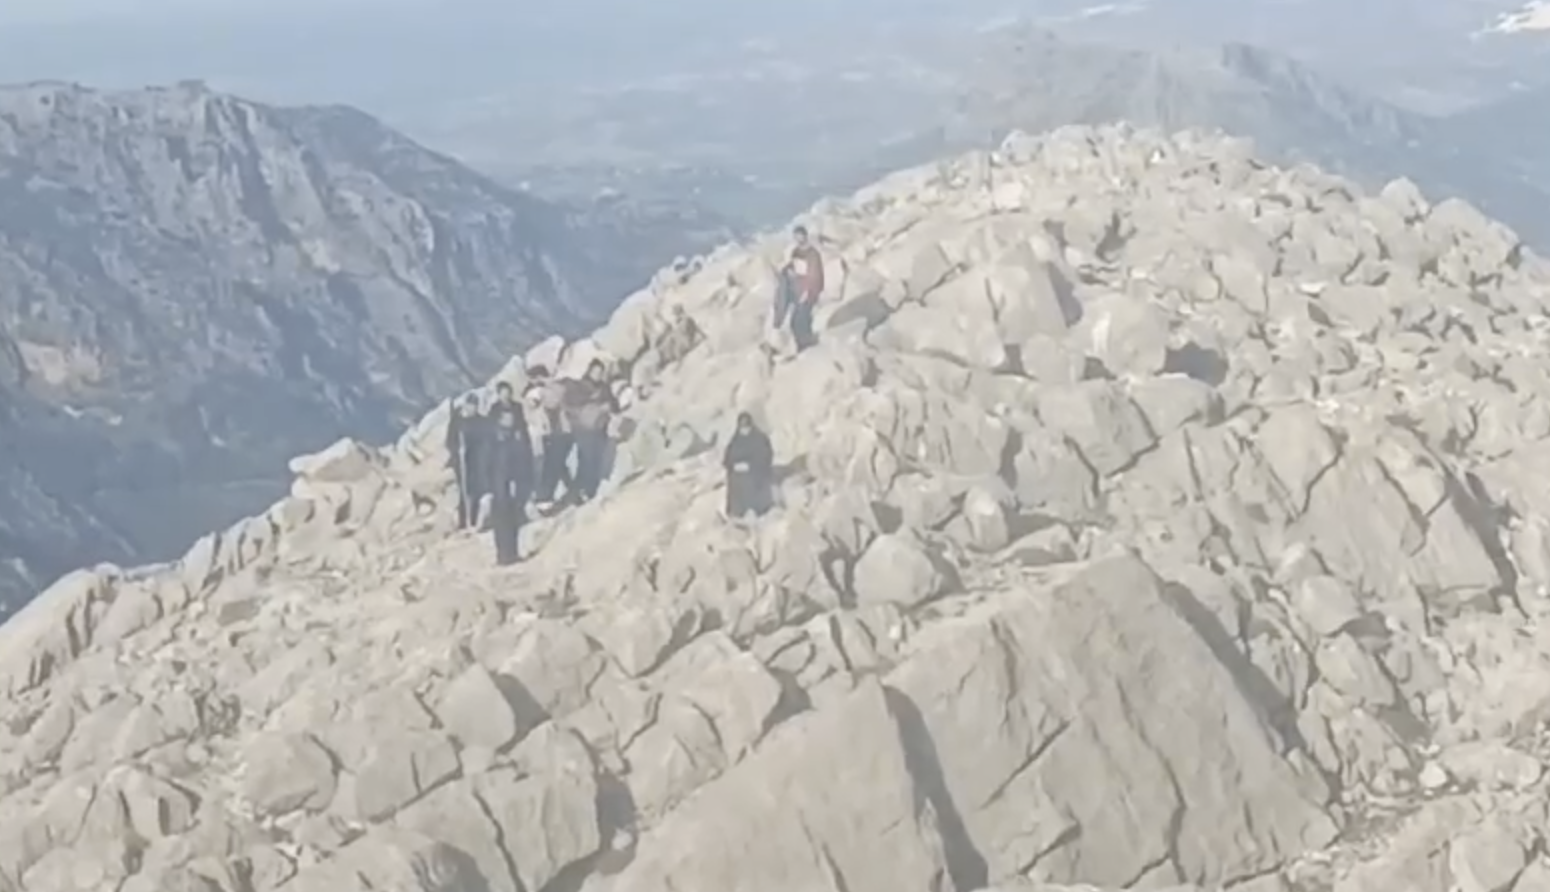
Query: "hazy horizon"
0 0 1016 112
1 0 1544 123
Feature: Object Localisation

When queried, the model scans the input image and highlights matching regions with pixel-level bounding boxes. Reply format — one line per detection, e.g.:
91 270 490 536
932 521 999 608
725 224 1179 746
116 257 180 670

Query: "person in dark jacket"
566 360 619 504
489 380 519 417
484 401 534 565
723 412 774 518
445 395 489 529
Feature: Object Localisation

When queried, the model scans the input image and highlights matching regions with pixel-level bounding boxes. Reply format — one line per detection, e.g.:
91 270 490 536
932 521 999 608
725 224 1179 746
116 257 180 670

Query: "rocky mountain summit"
0 80 643 615
6 123 1550 891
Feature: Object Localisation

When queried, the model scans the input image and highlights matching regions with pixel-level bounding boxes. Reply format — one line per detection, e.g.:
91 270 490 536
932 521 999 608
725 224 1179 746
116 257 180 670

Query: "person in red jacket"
777 225 824 352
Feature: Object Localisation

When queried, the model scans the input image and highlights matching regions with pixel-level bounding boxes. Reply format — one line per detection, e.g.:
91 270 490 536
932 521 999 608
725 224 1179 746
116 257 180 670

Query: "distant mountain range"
983 0 1550 113
407 21 1550 249
1444 79 1550 177
0 80 728 615
945 27 1550 247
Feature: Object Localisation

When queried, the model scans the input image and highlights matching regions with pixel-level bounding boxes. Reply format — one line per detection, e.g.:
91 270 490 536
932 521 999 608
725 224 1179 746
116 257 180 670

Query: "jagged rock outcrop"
0 80 651 617
6 123 1550 891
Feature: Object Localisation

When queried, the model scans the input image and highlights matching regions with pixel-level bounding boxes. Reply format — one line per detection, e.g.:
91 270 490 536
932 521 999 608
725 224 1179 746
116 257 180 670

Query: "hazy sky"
0 1 689 108
0 0 1531 122
0 0 413 25
0 0 998 111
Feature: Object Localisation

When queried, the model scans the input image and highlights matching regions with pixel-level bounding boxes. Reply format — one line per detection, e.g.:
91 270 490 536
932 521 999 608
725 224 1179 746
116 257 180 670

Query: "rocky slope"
0 80 643 616
5 124 1550 891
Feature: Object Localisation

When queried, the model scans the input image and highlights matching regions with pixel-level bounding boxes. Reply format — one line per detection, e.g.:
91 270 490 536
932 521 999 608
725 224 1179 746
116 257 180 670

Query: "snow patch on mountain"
1485 1 1550 34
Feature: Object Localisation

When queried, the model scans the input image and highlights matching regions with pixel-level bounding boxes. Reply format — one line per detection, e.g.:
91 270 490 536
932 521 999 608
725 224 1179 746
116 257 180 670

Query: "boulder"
288 437 376 483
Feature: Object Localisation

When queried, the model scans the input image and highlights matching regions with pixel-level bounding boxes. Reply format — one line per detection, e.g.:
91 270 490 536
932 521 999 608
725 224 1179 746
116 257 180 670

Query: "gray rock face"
8 123 1550 891
0 81 648 617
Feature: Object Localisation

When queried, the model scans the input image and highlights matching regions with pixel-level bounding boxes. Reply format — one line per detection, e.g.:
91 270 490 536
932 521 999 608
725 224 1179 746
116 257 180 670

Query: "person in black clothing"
489 380 519 417
445 395 489 529
723 411 774 518
485 400 534 565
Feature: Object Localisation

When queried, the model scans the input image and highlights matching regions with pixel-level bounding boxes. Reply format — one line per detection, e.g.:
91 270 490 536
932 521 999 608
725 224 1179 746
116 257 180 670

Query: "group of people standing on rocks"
526 360 619 509
444 225 819 565
445 359 620 566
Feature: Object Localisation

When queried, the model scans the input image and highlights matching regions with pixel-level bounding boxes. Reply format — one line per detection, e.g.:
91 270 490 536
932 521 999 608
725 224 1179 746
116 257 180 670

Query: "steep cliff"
0 80 642 613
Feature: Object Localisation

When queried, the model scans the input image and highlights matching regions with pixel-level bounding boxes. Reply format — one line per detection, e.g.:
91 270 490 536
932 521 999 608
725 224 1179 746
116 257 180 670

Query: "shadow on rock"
1164 343 1230 386
881 684 990 891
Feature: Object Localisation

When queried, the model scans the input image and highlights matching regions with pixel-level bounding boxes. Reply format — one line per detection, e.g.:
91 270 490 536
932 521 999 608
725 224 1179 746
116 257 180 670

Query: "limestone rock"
286 828 487 892
433 663 529 752
344 730 461 822
854 532 951 609
472 726 604 892
1438 741 1545 791
1448 820 1528 892
288 438 378 484
889 554 1335 886
589 601 701 677
1090 296 1172 376
1292 575 1364 637
10 124 1550 892
241 732 338 817
583 679 959 892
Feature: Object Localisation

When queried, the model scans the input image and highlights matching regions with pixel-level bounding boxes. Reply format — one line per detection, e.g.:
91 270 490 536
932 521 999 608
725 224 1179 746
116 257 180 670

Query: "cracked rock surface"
7 123 1550 891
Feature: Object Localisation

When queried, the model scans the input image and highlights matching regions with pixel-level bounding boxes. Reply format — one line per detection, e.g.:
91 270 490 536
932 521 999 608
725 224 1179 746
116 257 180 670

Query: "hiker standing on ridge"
774 225 824 353
446 394 489 529
723 411 774 519
525 365 575 513
566 360 620 504
481 382 526 526
485 397 535 565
